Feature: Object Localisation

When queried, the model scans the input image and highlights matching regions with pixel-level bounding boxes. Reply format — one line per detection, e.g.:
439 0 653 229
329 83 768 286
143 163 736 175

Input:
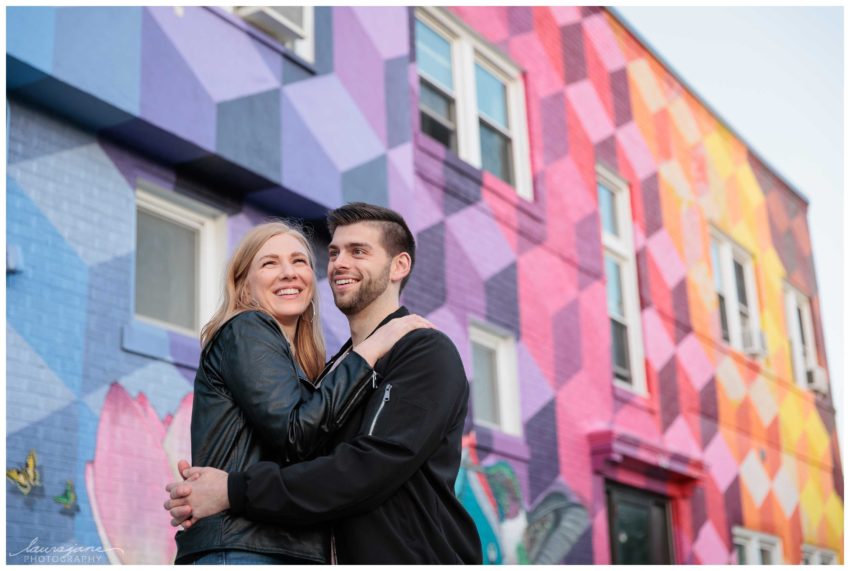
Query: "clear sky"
612 6 844 450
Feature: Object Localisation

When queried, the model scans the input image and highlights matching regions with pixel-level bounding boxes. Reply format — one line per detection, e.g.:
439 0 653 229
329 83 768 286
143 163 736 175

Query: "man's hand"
164 464 230 528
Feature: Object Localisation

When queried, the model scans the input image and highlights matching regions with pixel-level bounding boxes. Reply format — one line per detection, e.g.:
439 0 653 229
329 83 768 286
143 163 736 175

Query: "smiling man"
165 202 482 564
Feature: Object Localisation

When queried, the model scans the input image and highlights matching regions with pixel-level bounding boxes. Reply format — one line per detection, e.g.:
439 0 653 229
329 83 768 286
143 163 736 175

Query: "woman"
174 221 430 565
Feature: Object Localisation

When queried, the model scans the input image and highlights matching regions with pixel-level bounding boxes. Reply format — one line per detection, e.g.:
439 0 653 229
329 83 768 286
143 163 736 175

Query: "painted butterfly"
54 480 77 511
6 449 41 495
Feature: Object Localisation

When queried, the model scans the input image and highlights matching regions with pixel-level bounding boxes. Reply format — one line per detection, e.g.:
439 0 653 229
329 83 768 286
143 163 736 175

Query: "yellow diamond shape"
778 391 805 450
823 491 844 547
799 476 824 533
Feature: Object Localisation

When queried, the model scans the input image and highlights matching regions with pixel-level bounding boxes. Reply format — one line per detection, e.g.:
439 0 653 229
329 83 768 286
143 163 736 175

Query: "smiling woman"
245 232 317 352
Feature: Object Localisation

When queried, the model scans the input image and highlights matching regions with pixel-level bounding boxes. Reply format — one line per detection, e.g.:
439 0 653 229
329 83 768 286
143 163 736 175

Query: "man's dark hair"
327 202 416 291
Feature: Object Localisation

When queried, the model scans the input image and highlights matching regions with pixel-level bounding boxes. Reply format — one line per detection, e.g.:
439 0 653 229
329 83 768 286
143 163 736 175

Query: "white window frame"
469 321 522 436
225 6 315 63
135 185 226 337
801 544 838 565
597 164 646 396
415 7 533 201
709 229 764 356
733 527 783 565
784 283 823 391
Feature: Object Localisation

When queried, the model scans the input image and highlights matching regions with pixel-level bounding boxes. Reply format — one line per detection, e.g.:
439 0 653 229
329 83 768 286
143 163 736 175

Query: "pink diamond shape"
642 307 676 371
703 433 738 492
677 333 714 391
693 522 729 564
566 79 615 144
647 231 686 288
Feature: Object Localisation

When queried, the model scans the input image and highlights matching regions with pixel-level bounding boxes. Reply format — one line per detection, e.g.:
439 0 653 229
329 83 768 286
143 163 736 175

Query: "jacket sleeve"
227 329 468 525
217 311 377 463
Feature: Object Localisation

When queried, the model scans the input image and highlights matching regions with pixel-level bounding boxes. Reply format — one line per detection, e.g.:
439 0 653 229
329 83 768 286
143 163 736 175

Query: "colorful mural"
7 5 842 565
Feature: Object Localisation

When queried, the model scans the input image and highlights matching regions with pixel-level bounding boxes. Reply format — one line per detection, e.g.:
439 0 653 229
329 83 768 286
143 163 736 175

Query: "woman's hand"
354 315 435 366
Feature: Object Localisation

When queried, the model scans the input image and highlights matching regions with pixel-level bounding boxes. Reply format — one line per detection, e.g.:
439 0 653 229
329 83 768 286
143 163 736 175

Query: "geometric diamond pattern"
704 433 739 492
740 450 772 508
772 453 800 518
6 5 843 566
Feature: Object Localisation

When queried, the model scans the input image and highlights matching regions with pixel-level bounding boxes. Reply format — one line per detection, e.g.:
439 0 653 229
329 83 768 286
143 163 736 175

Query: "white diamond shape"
716 356 746 401
740 450 771 507
749 374 778 426
772 453 800 517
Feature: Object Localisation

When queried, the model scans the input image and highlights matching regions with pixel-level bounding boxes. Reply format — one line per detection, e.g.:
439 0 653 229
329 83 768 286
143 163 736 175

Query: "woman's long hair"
200 221 326 381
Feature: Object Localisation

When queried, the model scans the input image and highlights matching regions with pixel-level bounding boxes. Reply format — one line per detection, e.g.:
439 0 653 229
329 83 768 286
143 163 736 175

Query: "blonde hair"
201 221 326 381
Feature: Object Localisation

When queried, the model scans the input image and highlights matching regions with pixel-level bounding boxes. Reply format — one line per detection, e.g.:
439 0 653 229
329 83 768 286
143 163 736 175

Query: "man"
165 202 482 564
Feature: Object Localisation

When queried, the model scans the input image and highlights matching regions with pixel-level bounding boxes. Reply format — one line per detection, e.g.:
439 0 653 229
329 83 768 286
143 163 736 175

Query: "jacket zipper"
368 384 393 436
335 370 377 427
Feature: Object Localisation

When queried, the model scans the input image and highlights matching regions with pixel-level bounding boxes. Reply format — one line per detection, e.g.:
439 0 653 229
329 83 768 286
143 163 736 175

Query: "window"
784 285 827 392
598 165 646 394
733 527 782 564
134 187 225 336
801 545 838 565
606 483 673 564
229 6 314 63
709 230 764 356
415 7 533 200
469 323 521 435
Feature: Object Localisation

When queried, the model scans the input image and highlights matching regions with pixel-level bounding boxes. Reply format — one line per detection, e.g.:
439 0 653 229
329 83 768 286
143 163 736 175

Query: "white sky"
612 6 844 451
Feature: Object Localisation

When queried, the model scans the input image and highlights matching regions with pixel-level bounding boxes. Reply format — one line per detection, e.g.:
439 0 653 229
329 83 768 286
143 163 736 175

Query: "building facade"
6 6 842 565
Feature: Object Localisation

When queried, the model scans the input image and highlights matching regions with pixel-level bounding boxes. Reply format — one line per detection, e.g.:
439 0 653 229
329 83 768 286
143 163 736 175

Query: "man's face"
328 222 392 316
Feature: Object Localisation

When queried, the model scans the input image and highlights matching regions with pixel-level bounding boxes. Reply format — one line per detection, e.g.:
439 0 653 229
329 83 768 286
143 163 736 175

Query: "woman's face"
245 233 315 329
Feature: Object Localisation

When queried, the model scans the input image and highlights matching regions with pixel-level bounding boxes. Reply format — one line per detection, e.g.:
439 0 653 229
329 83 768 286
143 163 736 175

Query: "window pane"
611 319 631 382
759 546 772 565
797 306 810 360
735 543 747 564
135 209 198 331
421 112 457 151
479 121 513 184
604 255 625 319
740 311 752 348
734 259 748 308
474 64 508 129
710 240 723 292
420 80 454 122
472 342 500 426
598 183 619 237
415 20 453 91
718 293 730 342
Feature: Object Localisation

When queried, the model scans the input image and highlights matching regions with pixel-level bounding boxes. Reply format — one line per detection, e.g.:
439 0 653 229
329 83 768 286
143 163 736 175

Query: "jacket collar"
323 306 410 373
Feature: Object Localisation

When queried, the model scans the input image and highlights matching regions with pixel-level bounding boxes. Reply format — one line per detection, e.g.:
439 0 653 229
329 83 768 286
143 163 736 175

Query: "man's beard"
333 263 391 316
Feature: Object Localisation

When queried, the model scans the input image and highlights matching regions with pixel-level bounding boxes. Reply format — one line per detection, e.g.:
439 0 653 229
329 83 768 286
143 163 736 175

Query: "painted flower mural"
85 383 192 564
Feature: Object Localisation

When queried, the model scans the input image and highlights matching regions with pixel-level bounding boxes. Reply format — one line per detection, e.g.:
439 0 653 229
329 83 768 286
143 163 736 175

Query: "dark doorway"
606 481 674 564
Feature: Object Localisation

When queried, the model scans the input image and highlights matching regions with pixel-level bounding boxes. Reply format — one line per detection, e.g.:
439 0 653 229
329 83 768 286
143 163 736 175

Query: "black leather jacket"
227 307 482 564
174 310 377 564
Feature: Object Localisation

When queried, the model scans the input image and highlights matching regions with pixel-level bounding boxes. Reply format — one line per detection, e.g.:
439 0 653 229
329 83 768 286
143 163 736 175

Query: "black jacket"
174 310 377 564
228 307 483 564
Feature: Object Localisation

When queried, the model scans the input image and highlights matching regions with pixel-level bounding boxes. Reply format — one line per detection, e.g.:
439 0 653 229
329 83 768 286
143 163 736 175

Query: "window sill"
613 382 656 414
122 318 201 370
472 423 530 463
414 132 545 240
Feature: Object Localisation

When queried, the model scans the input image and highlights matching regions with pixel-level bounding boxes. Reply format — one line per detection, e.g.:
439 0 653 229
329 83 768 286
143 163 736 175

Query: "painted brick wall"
6 5 842 565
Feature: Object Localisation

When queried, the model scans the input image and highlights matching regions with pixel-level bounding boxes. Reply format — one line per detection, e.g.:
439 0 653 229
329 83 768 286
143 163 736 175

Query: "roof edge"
605 6 811 206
